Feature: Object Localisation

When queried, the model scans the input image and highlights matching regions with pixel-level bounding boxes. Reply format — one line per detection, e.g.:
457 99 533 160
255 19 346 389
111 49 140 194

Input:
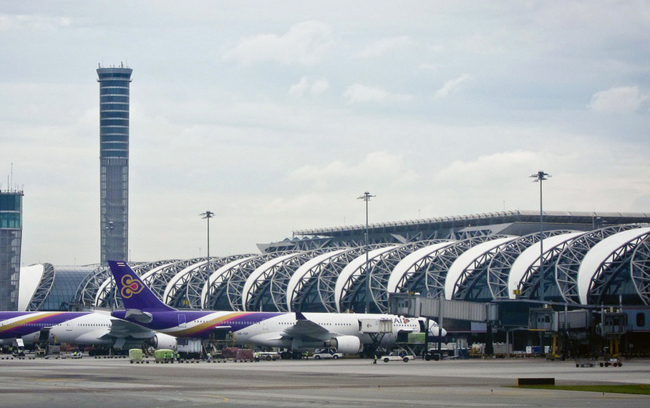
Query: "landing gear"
362 344 379 359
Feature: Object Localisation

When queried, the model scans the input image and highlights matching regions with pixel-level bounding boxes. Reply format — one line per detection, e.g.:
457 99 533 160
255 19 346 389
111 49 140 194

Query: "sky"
1 1 649 266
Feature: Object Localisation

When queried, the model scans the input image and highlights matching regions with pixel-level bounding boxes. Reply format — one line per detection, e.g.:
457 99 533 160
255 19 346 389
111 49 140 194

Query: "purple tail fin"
108 260 175 311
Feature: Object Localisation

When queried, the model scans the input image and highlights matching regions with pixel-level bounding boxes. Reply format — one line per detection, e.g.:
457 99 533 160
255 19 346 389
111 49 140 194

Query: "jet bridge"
389 293 499 355
389 293 498 323
359 318 392 356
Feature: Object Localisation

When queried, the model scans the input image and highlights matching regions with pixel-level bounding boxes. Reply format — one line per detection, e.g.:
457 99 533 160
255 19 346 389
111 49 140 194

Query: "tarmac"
1 355 649 407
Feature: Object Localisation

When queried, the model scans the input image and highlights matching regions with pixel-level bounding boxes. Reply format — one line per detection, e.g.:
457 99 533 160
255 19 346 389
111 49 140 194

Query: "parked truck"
176 338 202 359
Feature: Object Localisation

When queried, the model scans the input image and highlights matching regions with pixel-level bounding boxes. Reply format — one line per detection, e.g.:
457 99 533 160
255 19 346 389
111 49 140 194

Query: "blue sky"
1 1 649 265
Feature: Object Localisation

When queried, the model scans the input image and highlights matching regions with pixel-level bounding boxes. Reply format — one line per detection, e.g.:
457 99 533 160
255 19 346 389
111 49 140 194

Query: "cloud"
343 83 413 104
0 14 71 31
435 74 472 98
356 36 413 58
419 63 439 71
289 151 417 188
222 20 334 66
436 151 538 186
588 86 649 114
310 78 330 95
288 77 309 96
288 77 329 96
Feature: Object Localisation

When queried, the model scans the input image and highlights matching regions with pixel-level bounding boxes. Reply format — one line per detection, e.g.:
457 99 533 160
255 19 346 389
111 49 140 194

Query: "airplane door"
263 320 268 331
418 319 427 333
66 321 73 331
178 314 187 328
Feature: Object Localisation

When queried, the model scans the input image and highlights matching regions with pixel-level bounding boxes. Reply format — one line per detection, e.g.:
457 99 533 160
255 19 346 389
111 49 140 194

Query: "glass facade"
97 65 132 264
38 267 97 311
0 190 23 311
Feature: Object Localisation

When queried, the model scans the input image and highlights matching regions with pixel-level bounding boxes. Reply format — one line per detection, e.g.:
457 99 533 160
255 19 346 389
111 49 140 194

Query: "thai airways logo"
121 275 144 299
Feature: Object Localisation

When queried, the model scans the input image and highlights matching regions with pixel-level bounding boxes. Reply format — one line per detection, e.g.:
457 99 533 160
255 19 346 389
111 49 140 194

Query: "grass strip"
516 384 650 395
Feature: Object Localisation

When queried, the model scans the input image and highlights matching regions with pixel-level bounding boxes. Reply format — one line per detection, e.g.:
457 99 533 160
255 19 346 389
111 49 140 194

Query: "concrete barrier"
517 378 555 386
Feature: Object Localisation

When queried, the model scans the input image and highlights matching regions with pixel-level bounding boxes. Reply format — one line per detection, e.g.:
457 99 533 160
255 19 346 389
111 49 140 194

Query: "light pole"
358 192 375 313
200 211 215 270
530 171 550 301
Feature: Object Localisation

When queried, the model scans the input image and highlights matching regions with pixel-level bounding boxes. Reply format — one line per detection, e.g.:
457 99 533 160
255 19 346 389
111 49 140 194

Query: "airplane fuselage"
111 309 443 351
0 311 114 346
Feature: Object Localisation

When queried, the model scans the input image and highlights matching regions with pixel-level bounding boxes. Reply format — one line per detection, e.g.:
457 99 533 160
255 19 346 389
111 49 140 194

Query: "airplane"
0 309 177 354
108 260 446 358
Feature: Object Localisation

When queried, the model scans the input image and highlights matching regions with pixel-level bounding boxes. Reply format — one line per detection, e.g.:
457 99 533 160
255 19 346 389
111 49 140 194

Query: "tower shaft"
97 65 132 264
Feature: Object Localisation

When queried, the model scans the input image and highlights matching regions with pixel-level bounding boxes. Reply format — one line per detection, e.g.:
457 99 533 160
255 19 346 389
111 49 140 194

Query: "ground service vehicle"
129 348 144 363
313 348 343 359
257 351 280 361
383 351 415 363
154 349 175 363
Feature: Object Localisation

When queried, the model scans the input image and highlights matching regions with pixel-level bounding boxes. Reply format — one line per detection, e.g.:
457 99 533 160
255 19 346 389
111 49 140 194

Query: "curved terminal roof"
445 237 516 300
293 247 368 312
577 227 650 304
508 233 582 299
286 249 348 311
242 252 298 311
631 236 650 305
514 231 584 300
387 241 455 294
334 245 399 312
18 264 45 311
163 261 206 304
554 226 641 304
202 256 257 308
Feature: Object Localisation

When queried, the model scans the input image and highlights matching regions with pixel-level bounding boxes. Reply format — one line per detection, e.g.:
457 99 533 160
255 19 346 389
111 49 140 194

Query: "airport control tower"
97 64 132 264
0 188 23 311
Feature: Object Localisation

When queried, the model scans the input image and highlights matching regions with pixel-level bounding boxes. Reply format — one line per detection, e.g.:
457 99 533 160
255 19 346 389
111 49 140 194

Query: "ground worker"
373 354 378 364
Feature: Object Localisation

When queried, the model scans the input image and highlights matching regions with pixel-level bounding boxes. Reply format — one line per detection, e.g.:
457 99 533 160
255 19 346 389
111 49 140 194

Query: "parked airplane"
108 260 446 358
0 309 177 352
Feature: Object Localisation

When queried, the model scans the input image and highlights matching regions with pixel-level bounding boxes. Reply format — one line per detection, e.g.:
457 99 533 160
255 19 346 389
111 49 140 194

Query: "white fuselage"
239 313 425 348
153 311 443 351
0 312 115 346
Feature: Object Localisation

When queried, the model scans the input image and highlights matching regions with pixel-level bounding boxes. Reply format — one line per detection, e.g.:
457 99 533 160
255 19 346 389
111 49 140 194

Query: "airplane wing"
281 312 330 340
108 318 159 340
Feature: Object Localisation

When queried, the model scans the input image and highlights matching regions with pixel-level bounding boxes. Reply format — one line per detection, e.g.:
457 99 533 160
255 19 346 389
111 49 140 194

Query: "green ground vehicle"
129 348 144 363
154 349 175 363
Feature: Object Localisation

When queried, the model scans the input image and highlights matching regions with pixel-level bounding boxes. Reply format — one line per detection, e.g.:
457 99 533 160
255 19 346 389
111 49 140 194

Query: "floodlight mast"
530 171 550 301
200 211 215 270
358 192 376 313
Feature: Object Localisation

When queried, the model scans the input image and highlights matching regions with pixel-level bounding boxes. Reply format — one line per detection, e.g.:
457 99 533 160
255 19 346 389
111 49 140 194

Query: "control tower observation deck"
97 64 132 264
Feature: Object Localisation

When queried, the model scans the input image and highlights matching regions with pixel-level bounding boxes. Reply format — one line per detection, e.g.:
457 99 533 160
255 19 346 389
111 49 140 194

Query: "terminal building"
15 210 650 315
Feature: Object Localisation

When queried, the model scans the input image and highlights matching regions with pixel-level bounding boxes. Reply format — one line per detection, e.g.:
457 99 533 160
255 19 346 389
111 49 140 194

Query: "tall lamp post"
358 192 375 313
530 171 550 301
200 211 215 270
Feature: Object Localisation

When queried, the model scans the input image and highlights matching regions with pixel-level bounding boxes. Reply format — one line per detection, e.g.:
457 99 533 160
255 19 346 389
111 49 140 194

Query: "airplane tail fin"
107 260 176 312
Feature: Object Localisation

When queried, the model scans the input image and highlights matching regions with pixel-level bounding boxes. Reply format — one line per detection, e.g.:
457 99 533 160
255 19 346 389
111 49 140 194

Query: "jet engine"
324 335 361 354
145 333 178 350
